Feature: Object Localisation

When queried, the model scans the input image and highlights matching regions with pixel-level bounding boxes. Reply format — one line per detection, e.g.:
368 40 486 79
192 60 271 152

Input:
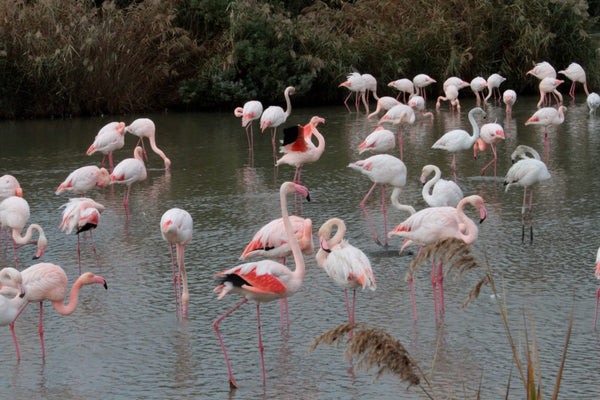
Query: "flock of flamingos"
1 60 600 389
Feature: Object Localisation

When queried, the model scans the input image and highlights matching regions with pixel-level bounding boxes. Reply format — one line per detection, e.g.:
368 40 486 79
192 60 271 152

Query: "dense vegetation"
0 0 597 118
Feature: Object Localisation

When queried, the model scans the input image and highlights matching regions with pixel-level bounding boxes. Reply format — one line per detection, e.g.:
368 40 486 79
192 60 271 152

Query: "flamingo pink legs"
359 183 388 246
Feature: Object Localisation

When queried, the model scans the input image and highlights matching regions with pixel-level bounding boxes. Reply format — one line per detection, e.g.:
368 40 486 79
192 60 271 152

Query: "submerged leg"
213 298 248 389
360 183 382 245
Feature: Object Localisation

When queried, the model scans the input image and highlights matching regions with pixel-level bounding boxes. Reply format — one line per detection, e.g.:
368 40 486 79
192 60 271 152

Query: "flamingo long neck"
391 188 416 215
468 110 481 144
455 197 478 244
326 218 346 248
51 278 85 315
11 224 42 245
147 135 169 164
281 185 305 286
284 88 293 117
422 168 441 204
312 127 326 155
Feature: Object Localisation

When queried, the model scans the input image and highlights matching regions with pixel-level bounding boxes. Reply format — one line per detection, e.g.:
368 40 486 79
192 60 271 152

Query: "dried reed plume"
405 238 487 308
308 322 435 398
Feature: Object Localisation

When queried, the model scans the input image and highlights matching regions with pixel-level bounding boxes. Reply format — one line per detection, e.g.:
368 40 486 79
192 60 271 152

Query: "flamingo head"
33 233 48 260
0 267 25 298
97 168 110 187
79 272 108 289
319 236 331 253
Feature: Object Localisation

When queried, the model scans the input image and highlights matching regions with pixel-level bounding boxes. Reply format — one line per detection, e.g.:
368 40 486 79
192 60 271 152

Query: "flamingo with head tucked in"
234 100 263 151
420 164 463 207
55 165 110 196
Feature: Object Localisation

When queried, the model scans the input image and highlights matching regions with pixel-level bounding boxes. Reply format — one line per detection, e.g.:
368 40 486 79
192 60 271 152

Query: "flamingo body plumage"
56 165 110 195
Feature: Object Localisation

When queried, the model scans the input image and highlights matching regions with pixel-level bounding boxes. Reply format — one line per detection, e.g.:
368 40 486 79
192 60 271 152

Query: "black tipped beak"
19 292 25 298
32 255 39 260
479 217 486 224
103 281 108 290
306 193 311 202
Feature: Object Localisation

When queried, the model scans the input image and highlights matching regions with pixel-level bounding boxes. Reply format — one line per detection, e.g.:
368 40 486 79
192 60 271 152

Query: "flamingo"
124 118 171 170
378 103 416 160
593 247 600 330
362 73 378 110
348 154 407 246
527 61 557 79
234 100 263 151
387 78 414 102
316 218 376 330
0 263 107 358
55 165 110 196
366 96 401 119
485 73 506 103
339 72 367 113
388 195 487 321
86 121 126 172
0 196 47 265
470 76 488 107
408 95 434 121
524 105 567 160
0 267 26 360
59 198 105 273
160 208 193 318
0 174 23 247
537 77 564 108
358 127 395 155
436 84 461 112
443 76 471 91
276 116 326 186
109 146 147 212
504 145 551 243
503 89 517 116
260 86 295 161
476 123 505 177
588 92 600 115
559 62 589 100
240 214 313 328
420 164 463 207
432 107 486 181
213 182 309 388
413 74 436 101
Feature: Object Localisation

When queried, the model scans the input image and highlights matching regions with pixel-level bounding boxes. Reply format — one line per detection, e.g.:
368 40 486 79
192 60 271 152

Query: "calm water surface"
0 95 599 399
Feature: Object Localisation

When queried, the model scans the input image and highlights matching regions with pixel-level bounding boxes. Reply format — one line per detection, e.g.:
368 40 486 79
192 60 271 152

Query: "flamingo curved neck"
325 218 346 248
147 135 170 165
456 198 478 243
422 168 441 204
468 109 481 144
391 188 416 215
281 185 305 285
12 224 42 245
51 279 84 315
284 88 293 117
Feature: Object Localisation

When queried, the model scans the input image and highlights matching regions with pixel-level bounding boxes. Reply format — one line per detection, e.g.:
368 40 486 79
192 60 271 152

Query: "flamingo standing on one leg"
388 195 487 321
420 164 463 207
124 118 171 170
0 267 26 360
432 107 486 181
240 214 313 328
316 218 376 331
109 146 147 214
59 198 105 273
260 86 295 162
348 154 407 246
160 208 193 318
504 145 551 243
559 62 589 100
0 263 107 358
0 196 47 266
55 165 110 196
212 182 309 388
477 122 505 177
86 121 126 173
234 100 263 152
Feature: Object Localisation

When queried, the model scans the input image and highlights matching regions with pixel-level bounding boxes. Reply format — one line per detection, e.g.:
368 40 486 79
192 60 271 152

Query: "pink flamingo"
358 127 395 155
388 195 487 321
503 89 517 116
366 96 401 119
408 95 434 121
477 122 505 177
484 73 506 103
378 103 415 160
588 92 600 115
537 77 564 108
470 76 488 107
524 105 567 160
432 107 486 181
316 218 376 329
413 74 436 101
348 154 407 246
124 118 171 170
110 146 147 212
387 78 414 102
593 247 600 330
160 208 193 318
0 267 26 360
55 165 110 196
0 263 107 358
420 164 463 207
213 182 309 388
0 174 23 247
339 72 368 113
504 145 551 243
86 121 126 172
362 73 378 109
234 100 263 151
240 214 313 328
527 61 556 79
260 86 295 161
443 76 470 91
276 116 326 185
0 196 47 265
60 198 105 273
436 84 461 112
559 62 589 100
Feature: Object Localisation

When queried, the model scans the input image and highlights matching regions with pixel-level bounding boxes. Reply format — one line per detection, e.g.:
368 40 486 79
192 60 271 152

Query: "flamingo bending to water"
213 182 309 388
587 92 600 115
413 74 436 102
503 90 517 116
559 62 589 100
125 118 171 170
485 73 506 103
